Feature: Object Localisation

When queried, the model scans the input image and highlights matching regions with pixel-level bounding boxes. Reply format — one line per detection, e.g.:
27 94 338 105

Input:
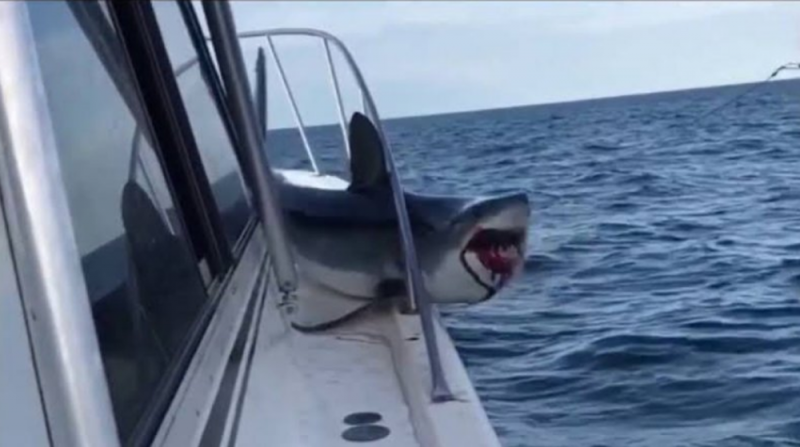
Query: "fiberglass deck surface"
234 305 421 447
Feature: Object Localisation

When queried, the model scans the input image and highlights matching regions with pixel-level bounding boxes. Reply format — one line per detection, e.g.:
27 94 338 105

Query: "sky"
223 1 800 125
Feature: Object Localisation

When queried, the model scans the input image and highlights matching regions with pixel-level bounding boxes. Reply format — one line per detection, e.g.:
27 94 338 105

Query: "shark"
274 113 529 327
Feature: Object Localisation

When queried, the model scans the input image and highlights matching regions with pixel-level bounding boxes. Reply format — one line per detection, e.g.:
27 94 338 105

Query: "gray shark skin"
274 112 530 306
276 173 529 305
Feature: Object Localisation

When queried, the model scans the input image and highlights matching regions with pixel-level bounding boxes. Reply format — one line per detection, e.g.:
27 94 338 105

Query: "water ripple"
385 80 800 446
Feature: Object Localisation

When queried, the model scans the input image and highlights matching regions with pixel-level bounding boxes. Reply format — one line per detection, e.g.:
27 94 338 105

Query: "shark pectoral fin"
348 112 390 192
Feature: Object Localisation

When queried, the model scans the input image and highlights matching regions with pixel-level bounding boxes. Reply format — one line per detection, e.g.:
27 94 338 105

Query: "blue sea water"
384 79 800 447
268 79 800 446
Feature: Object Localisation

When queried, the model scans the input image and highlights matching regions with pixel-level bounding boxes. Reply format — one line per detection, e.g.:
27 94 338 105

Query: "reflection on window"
29 1 209 441
152 1 253 249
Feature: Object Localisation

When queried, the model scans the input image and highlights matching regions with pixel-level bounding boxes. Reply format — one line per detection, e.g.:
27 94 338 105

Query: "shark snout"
469 192 530 229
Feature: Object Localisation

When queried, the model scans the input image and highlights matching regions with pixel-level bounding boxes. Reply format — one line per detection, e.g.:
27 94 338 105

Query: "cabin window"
152 1 254 251
28 1 211 442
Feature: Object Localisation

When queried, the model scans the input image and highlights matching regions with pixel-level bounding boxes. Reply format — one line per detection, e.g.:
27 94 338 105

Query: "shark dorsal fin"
348 112 389 193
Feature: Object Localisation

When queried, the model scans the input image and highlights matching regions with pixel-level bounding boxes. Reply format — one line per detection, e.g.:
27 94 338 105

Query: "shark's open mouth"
461 227 526 296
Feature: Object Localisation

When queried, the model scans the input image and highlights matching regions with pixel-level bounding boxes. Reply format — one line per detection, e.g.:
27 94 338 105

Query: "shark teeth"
464 227 525 287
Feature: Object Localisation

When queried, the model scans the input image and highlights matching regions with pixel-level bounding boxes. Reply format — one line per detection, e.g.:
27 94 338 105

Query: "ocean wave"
382 79 800 446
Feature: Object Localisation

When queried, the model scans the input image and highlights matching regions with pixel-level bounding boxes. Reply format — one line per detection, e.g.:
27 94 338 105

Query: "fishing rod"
614 62 799 155
697 62 800 119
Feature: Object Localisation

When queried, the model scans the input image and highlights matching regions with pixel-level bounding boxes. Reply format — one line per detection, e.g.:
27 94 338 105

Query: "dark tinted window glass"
29 1 209 441
152 1 253 249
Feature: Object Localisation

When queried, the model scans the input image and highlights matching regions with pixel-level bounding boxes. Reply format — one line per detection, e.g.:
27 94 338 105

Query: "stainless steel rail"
128 57 198 235
127 56 198 180
322 39 351 157
0 3 120 445
203 3 299 296
237 28 453 401
265 37 319 174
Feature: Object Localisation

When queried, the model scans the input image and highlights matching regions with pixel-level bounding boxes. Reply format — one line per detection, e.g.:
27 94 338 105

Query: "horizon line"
266 75 800 131
383 75 800 123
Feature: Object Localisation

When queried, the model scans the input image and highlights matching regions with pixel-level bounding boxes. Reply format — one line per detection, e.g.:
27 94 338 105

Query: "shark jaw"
460 226 526 299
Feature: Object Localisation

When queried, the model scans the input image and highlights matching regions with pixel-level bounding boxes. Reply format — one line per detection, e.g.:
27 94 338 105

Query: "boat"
0 1 530 446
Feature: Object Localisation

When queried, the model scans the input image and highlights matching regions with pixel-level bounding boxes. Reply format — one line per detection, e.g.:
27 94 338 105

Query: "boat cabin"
0 1 509 446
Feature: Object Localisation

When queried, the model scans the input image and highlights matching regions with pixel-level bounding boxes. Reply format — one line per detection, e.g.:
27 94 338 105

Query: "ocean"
388 79 800 447
267 78 800 446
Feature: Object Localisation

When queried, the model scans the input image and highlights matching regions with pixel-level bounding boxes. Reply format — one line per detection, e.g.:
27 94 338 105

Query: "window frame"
101 1 254 444
107 0 233 281
166 0 258 259
178 1 248 180
178 0 258 258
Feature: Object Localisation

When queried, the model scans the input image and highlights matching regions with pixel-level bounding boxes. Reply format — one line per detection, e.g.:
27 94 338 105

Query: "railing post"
322 40 351 158
359 88 455 403
265 37 319 174
327 35 454 401
203 3 298 295
0 3 121 444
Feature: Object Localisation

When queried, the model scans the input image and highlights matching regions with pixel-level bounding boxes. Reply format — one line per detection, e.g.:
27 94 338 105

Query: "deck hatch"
343 412 383 426
341 424 391 443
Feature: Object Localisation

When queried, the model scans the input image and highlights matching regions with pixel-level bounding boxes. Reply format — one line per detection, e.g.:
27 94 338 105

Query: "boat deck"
234 302 420 446
227 274 501 447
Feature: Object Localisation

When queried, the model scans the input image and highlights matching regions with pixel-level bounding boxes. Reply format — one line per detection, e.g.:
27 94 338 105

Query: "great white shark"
275 113 530 323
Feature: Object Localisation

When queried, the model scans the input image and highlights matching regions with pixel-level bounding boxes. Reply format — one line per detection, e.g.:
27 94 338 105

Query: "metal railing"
0 3 121 445
236 28 453 402
204 3 299 296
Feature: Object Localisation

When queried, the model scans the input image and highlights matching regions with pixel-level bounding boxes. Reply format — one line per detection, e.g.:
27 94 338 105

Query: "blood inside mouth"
464 228 525 286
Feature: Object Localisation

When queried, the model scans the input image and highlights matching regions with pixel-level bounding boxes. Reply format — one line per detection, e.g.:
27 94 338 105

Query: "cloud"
225 1 800 121
554 2 779 34
231 1 784 38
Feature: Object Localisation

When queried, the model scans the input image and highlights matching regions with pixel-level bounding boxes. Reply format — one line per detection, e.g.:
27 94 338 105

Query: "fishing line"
696 62 800 120
615 62 800 151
